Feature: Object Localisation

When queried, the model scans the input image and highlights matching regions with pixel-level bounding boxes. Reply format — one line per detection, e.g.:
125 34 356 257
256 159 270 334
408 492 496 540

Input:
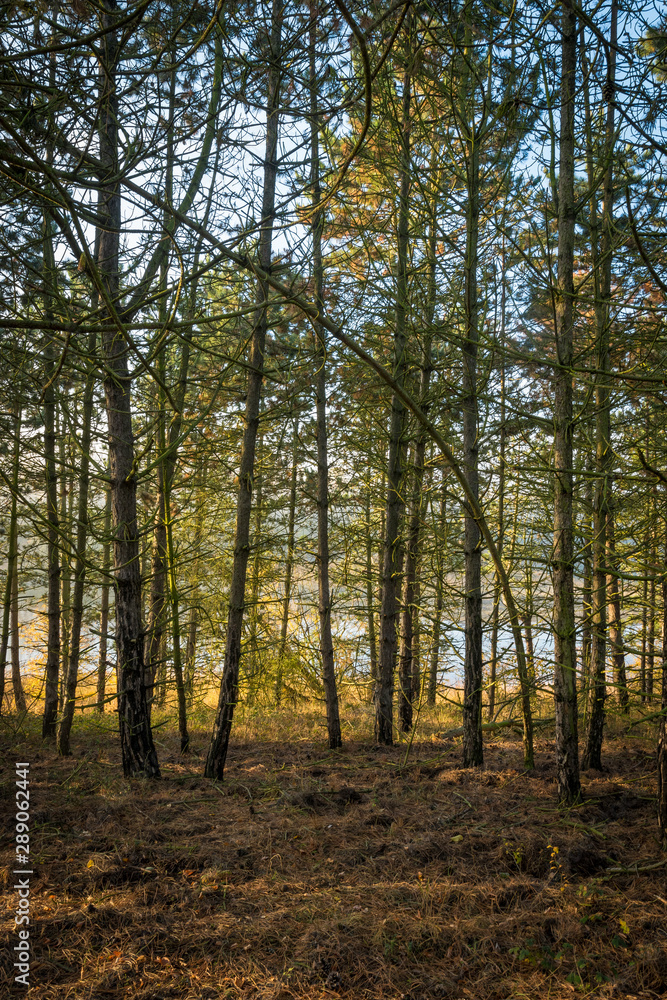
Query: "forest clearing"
1 703 667 1000
2 0 667 996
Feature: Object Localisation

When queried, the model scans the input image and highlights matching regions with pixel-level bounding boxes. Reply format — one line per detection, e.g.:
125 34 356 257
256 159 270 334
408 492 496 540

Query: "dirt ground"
1 713 666 1000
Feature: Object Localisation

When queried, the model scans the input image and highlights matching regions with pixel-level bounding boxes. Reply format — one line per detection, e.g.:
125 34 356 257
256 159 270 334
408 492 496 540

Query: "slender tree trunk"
247 421 265 701
606 509 629 713
143 53 178 719
165 468 189 751
581 458 593 704
57 337 96 754
376 467 385 698
524 543 535 686
185 459 206 706
0 402 21 714
552 0 580 803
489 264 507 723
488 596 499 722
11 547 26 713
97 481 112 712
205 1 281 779
375 16 411 745
640 511 649 705
144 452 167 717
277 417 298 706
641 415 654 705
398 204 436 732
428 481 446 707
581 2 616 771
42 218 60 737
185 604 198 704
309 5 341 748
41 15 61 732
58 418 73 713
647 531 656 703
365 477 378 688
99 0 159 777
461 13 483 768
428 591 443 708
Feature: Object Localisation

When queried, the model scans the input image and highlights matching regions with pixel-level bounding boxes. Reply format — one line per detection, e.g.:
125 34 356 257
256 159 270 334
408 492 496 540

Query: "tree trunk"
581 458 593 702
606 509 629 713
399 442 423 732
581 2 616 771
647 534 656 703
99 0 159 777
57 336 96 754
205 0 281 779
58 415 73 713
365 478 378 687
185 459 206 706
309 4 341 748
247 420 265 701
489 259 507 723
398 201 436 732
165 469 189 752
0 402 21 715
41 36 61 733
375 15 411 745
428 480 446 707
144 455 167 718
97 482 112 712
277 416 298 706
11 546 26 713
461 13 483 768
552 0 580 803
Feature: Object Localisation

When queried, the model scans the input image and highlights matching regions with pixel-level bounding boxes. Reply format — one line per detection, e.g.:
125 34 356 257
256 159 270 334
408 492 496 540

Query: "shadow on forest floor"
1 714 666 999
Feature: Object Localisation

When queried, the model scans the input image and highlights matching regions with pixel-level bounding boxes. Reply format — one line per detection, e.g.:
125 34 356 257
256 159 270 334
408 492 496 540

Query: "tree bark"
185 458 206 706
57 337 96 754
309 4 341 748
277 416 298 706
365 476 378 688
581 460 593 708
606 508 629 713
10 542 26 713
97 481 112 712
647 533 656 703
552 0 580 803
428 480 446 708
489 258 507 723
58 414 73 713
375 15 411 745
144 454 167 717
398 201 436 732
99 0 159 777
581 1 616 771
461 11 483 768
0 402 21 714
247 420 265 701
165 465 189 752
205 0 281 779
41 17 61 733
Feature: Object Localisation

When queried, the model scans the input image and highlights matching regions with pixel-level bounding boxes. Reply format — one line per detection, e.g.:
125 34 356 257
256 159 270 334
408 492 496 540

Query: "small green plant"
504 839 524 871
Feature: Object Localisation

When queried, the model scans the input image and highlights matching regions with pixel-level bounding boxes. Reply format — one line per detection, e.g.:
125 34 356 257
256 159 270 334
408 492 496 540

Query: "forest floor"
1 705 666 1000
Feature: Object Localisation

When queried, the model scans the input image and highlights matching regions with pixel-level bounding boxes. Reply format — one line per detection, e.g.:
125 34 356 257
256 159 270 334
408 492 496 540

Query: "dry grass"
1 704 666 999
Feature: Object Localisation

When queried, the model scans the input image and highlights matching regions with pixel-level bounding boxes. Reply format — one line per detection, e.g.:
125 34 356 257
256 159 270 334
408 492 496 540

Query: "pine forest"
1 2 667 997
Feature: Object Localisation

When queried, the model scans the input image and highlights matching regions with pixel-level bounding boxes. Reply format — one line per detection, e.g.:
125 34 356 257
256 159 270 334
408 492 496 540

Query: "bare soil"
1 715 666 999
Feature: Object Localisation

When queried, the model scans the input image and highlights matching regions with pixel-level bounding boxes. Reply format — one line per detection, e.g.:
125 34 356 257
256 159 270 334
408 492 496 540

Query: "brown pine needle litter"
1 709 666 999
